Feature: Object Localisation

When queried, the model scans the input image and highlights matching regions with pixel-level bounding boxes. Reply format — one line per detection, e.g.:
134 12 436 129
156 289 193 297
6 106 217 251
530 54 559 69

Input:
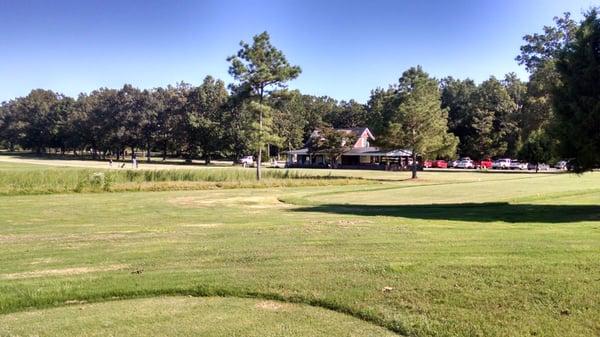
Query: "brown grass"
1 264 128 280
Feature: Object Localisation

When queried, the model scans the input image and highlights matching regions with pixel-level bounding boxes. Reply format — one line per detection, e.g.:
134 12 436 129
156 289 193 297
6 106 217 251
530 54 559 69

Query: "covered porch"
284 148 414 170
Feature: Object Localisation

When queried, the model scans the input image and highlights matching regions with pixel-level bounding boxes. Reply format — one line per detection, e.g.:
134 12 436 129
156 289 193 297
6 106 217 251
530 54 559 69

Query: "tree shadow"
291 202 600 223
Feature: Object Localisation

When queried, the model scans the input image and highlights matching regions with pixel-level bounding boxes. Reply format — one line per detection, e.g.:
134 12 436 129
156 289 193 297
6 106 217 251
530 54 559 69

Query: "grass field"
0 159 599 336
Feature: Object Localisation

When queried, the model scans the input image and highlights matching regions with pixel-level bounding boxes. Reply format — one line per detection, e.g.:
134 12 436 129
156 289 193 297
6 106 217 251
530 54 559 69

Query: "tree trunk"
257 143 262 180
146 142 151 163
162 140 167 161
205 153 211 165
411 151 417 179
256 88 264 181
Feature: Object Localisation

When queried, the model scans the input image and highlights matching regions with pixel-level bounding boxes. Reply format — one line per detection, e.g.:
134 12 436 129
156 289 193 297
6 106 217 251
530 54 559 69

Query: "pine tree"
379 66 458 178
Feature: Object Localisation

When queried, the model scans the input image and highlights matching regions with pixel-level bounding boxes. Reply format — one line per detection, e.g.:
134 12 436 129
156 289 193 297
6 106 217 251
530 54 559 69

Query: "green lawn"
0 161 599 336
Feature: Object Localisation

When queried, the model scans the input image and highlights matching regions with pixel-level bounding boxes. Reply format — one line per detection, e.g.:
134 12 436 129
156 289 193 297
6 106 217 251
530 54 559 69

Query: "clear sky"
0 0 597 103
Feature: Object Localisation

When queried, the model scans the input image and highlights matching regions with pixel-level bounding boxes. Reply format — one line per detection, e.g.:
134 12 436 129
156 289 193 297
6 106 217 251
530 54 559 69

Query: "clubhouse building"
285 127 413 170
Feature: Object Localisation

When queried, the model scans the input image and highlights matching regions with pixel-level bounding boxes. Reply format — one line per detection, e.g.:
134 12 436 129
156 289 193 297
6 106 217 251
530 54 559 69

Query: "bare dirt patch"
309 219 373 226
1 264 128 280
29 257 62 265
169 196 288 209
254 300 289 311
180 223 221 228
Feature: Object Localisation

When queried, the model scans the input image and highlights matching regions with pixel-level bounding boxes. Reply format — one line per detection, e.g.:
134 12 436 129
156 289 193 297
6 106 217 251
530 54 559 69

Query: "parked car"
431 160 448 168
527 163 550 171
492 158 512 169
423 160 433 168
555 160 570 170
475 159 493 169
455 157 474 169
447 159 459 168
509 160 528 170
240 156 254 166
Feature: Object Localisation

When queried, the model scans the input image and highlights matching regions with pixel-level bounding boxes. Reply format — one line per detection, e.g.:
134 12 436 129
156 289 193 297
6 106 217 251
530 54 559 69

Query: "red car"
475 159 493 169
431 160 448 168
423 160 447 168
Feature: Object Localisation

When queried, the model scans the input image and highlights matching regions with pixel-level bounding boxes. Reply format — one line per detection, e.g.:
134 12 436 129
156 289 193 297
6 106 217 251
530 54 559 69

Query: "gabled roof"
309 127 375 141
336 127 375 140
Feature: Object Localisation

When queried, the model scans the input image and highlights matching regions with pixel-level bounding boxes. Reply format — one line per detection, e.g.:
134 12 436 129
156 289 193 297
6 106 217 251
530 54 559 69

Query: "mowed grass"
0 297 396 337
0 160 599 337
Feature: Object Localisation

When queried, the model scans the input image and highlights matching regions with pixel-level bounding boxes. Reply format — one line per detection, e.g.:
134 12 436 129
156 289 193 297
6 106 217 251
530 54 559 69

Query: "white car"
528 163 549 171
492 158 511 169
555 160 568 170
447 160 457 168
455 158 474 169
240 156 254 166
509 160 528 170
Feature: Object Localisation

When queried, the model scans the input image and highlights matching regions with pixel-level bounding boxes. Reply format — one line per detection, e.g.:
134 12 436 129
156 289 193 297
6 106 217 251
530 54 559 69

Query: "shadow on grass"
291 202 600 223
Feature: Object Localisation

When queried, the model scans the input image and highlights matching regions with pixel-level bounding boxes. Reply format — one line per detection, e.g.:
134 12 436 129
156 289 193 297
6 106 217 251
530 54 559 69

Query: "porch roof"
285 147 412 157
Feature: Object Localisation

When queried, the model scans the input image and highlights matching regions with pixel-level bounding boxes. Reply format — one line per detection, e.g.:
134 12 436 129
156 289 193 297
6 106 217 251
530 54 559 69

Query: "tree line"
1 9 598 174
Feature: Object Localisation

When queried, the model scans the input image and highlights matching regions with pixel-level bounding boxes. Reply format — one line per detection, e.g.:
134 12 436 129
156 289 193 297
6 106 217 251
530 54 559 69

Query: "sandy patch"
180 224 220 228
309 219 374 227
254 300 288 311
29 257 62 265
1 264 128 280
169 196 287 209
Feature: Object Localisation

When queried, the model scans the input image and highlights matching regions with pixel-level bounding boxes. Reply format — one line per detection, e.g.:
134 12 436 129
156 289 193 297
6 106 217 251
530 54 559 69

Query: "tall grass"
0 168 364 195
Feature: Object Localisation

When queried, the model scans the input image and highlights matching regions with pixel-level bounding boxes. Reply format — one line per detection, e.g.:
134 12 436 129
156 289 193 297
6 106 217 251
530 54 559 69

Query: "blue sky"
0 0 597 103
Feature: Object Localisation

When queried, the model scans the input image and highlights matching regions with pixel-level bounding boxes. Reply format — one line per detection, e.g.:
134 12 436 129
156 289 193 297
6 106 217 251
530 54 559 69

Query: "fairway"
0 160 599 336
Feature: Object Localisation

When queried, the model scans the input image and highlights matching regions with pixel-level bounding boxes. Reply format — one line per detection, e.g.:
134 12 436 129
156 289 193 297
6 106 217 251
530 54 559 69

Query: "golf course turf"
0 159 599 336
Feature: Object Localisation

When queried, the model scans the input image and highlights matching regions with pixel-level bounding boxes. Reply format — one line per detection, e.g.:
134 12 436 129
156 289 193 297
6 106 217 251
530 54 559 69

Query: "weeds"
0 168 367 195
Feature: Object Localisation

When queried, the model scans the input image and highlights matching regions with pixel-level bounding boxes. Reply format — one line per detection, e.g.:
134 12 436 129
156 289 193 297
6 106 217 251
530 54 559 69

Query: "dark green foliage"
378 66 458 178
519 129 555 168
269 90 307 151
441 76 522 159
186 76 230 164
326 99 368 129
553 9 600 172
440 77 478 156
